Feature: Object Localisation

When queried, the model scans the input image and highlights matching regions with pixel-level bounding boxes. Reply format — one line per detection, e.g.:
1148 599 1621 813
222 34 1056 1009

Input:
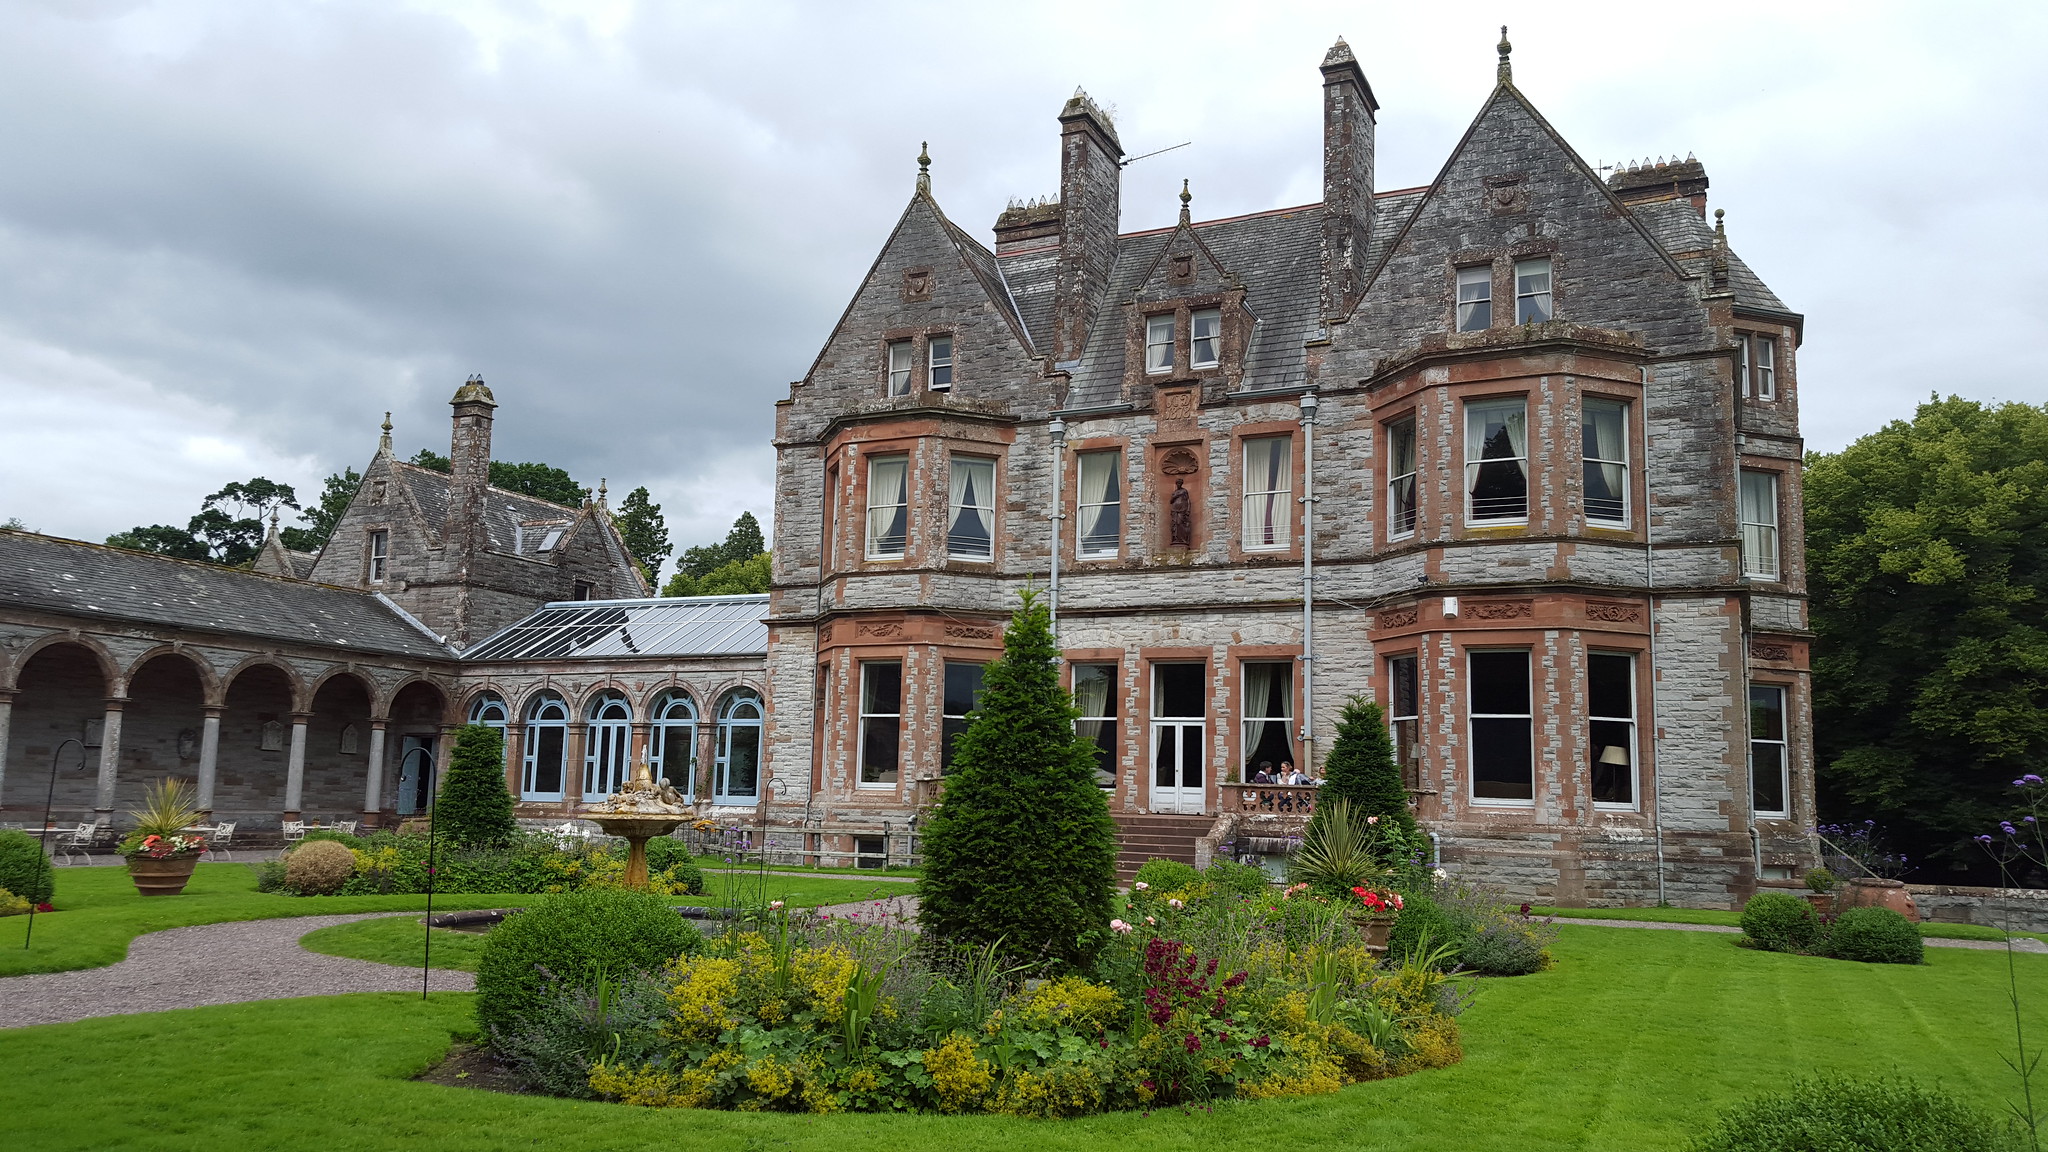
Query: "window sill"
1469 797 1536 808
946 554 996 564
864 555 908 563
712 796 759 807
519 794 564 803
1591 801 1640 812
855 782 900 792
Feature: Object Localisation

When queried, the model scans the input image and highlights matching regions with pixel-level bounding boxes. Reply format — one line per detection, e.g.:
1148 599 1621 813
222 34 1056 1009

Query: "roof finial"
1497 25 1513 84
1714 207 1727 239
267 507 280 535
379 411 393 454
916 141 931 196
1178 178 1192 225
598 477 608 507
1711 209 1730 289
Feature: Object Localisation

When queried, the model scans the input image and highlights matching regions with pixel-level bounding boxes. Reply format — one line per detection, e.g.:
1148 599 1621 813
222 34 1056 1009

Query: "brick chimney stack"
1052 88 1123 363
444 376 496 642
1319 38 1379 318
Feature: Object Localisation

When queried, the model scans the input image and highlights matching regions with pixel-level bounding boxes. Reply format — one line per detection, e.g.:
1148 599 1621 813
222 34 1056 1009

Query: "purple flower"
2003 822 2020 836
2028 817 2039 824
2028 775 2045 785
1977 835 1996 844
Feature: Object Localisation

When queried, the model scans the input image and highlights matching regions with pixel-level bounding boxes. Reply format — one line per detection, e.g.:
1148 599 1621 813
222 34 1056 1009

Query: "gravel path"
0 913 472 1030
813 893 920 926
1549 915 2048 952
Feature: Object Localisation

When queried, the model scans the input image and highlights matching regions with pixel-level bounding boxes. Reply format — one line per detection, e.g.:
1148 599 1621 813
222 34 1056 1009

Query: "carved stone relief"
1467 600 1534 621
1585 601 1643 624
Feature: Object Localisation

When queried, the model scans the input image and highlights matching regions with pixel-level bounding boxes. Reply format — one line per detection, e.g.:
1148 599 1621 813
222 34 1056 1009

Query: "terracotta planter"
126 853 202 896
1351 914 1396 951
1803 892 1837 916
1841 878 1920 922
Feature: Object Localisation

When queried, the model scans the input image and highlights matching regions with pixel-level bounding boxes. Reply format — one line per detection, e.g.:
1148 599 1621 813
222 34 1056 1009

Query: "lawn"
1530 903 2048 943
4 925 2046 1151
0 864 909 977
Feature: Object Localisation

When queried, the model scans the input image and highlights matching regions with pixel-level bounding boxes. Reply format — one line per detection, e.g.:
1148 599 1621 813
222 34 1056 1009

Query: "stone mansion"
0 35 1811 906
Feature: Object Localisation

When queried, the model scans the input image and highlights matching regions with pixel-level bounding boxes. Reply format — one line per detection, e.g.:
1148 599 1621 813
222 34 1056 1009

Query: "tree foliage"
918 590 1119 968
1808 396 2048 872
433 724 518 849
281 468 362 553
107 476 300 566
614 485 672 584
408 450 586 508
663 512 770 596
1313 696 1420 847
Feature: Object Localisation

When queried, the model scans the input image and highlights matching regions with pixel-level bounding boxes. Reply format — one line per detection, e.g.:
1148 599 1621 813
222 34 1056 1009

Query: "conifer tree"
918 590 1118 967
1312 696 1420 847
434 724 518 848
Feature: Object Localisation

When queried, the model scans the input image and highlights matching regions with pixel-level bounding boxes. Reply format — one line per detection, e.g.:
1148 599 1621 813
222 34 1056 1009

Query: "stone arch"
215 660 303 821
379 679 450 820
300 670 375 818
578 680 637 721
117 649 215 814
123 645 221 706
639 678 698 718
1 638 117 816
6 633 121 695
221 655 309 713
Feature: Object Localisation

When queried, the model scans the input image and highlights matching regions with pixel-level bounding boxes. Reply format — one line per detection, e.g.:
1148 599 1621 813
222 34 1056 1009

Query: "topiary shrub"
1740 892 1820 954
1311 696 1422 852
1203 859 1271 897
434 724 518 848
1689 1072 2019 1152
1133 858 1199 894
642 837 705 895
283 839 356 895
0 828 55 904
476 888 702 1040
918 590 1119 969
1824 906 1924 965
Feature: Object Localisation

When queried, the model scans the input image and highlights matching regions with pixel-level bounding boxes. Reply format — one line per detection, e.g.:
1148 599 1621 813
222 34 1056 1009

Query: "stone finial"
1497 25 1513 84
598 478 609 507
1322 37 1355 68
1178 179 1192 225
1711 209 1731 289
451 374 496 408
916 141 931 196
268 507 280 534
379 411 393 455
1714 207 1727 239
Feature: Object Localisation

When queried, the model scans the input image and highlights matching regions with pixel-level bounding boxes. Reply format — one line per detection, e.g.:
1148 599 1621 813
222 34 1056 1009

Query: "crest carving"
943 622 997 640
1170 253 1195 283
1484 173 1528 216
1749 641 1793 662
1158 390 1197 421
855 620 903 639
902 268 933 301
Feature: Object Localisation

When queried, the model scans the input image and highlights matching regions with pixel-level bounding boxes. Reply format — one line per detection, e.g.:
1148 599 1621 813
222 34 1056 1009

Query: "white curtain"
1244 662 1273 774
867 457 907 555
1073 666 1110 744
1587 401 1625 499
1740 471 1779 577
1244 438 1292 548
1078 451 1120 550
948 457 993 556
1502 406 1528 479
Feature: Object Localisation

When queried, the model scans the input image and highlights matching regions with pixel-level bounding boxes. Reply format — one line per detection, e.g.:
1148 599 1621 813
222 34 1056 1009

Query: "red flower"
35 902 53 913
1183 1033 1202 1053
1252 1035 1270 1049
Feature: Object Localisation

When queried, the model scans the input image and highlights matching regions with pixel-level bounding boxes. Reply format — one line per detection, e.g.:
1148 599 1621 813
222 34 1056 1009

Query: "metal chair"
330 820 358 837
55 822 100 865
203 822 237 862
281 820 307 844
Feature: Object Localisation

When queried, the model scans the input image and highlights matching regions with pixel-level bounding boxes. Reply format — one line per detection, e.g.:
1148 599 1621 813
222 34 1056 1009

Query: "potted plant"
120 778 208 896
1803 867 1839 913
1348 884 1406 949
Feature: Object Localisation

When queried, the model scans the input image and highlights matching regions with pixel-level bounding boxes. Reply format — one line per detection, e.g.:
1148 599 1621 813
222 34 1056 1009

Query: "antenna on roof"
1119 140 1191 169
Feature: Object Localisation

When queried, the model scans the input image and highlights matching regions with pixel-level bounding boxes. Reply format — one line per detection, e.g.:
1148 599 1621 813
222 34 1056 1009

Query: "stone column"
363 720 388 824
566 724 588 813
630 722 651 781
93 698 126 820
504 724 525 803
0 689 15 809
283 712 311 819
194 707 223 816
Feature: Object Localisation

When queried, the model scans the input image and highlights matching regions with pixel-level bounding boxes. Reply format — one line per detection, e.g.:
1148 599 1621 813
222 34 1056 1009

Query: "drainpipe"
1298 391 1319 775
1641 364 1667 906
1048 417 1066 642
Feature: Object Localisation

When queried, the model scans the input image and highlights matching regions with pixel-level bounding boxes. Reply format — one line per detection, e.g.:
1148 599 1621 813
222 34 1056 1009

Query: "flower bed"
254 831 706 898
491 868 1471 1116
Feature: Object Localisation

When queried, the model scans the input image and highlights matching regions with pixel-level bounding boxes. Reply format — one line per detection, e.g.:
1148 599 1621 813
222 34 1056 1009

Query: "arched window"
521 692 569 801
583 691 632 801
649 691 698 800
468 691 508 728
715 689 763 805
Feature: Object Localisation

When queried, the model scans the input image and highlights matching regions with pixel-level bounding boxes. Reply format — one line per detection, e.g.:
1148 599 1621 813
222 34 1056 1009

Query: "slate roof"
1629 199 1791 314
0 530 452 659
390 462 577 557
1001 188 1427 408
463 595 769 662
939 214 1035 355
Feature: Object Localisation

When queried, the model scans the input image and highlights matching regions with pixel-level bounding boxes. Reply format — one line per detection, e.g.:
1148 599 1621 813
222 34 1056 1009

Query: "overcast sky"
1 1 2042 557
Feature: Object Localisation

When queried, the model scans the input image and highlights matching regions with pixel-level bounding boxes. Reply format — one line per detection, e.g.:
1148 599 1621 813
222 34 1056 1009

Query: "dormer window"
1515 258 1553 323
1456 266 1492 332
573 580 595 601
1145 314 1175 373
366 530 388 583
1190 308 1221 369
539 527 565 552
928 335 954 390
886 340 913 397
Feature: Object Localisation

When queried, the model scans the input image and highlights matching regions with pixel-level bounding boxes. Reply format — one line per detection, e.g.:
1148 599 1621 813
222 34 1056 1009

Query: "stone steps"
1112 812 1214 881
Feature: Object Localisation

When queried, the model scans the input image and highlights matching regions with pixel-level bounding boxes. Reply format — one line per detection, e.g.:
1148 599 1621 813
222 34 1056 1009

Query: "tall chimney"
1319 39 1378 317
444 377 496 644
1052 88 1123 363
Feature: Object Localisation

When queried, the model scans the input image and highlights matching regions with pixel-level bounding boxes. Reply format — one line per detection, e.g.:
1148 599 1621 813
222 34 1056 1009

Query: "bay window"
1583 398 1629 525
1739 470 1780 579
1466 398 1529 523
1387 417 1418 538
947 455 996 560
1751 685 1788 816
940 662 985 772
1077 450 1123 557
1588 653 1636 806
1469 650 1533 802
1389 655 1420 789
859 662 902 787
865 455 908 560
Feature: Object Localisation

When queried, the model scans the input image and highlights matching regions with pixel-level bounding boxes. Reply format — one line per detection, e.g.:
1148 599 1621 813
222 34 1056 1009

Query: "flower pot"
1351 914 1396 951
1802 892 1837 916
126 853 202 896
1841 878 1920 922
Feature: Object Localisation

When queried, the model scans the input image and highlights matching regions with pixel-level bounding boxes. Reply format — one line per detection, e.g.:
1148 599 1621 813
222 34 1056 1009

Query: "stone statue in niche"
176 728 200 761
1169 479 1194 548
339 724 360 755
259 719 285 752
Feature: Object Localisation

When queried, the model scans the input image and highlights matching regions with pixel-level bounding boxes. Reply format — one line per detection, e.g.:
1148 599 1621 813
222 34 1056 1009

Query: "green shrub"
1460 918 1553 976
1689 1073 2021 1152
642 838 705 895
284 839 355 895
0 828 55 904
1312 695 1421 850
1824 906 1924 964
252 857 289 892
1202 859 1270 897
1805 866 1839 893
1133 858 1199 894
434 724 518 848
1740 892 1820 953
298 829 361 849
1387 892 1468 968
475 888 702 1039
0 886 29 916
918 590 1119 968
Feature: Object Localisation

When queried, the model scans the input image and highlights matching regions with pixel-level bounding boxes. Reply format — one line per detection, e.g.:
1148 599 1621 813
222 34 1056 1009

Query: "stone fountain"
585 758 691 889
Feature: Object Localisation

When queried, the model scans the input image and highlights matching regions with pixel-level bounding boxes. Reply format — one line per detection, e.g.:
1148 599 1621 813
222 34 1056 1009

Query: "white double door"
1150 722 1206 814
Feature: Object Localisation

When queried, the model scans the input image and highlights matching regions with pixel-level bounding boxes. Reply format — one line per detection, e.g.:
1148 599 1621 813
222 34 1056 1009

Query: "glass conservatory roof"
462 595 768 661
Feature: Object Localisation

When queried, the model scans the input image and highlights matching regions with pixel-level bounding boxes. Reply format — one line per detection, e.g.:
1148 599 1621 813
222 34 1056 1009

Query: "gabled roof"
1629 199 1793 315
389 461 581 557
463 594 768 662
0 530 452 659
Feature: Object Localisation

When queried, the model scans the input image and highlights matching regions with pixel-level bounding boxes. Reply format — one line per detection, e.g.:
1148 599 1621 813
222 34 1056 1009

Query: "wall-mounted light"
1442 596 1460 618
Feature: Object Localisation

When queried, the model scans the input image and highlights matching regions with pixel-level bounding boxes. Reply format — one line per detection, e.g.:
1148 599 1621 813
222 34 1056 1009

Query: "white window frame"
1388 654 1420 790
1736 335 1752 400
1750 684 1789 817
1468 648 1534 806
367 529 389 583
1456 265 1492 332
946 454 996 560
865 454 909 561
1739 470 1781 580
520 694 568 802
1465 397 1529 524
1239 661 1296 779
1241 435 1293 552
1190 308 1221 368
858 661 902 788
1587 651 1638 810
928 334 954 391
713 690 762 805
1077 450 1123 558
1387 417 1418 539
650 691 697 801
1753 335 1776 401
886 340 913 396
1072 662 1119 789
940 662 986 773
582 693 632 802
1514 257 1553 324
1583 397 1630 527
1145 314 1175 374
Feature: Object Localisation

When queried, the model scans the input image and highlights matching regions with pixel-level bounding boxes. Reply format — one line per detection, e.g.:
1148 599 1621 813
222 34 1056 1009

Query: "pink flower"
1110 919 1133 934
769 900 785 911
1167 898 1184 910
1133 881 1150 891
1145 916 1156 926
1366 815 1380 825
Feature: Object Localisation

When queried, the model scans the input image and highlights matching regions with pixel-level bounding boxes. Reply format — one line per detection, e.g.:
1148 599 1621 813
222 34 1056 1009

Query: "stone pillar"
567 724 588 812
630 722 651 778
363 720 388 824
0 689 14 810
504 724 525 803
283 712 311 819
93 698 126 820
195 707 223 815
